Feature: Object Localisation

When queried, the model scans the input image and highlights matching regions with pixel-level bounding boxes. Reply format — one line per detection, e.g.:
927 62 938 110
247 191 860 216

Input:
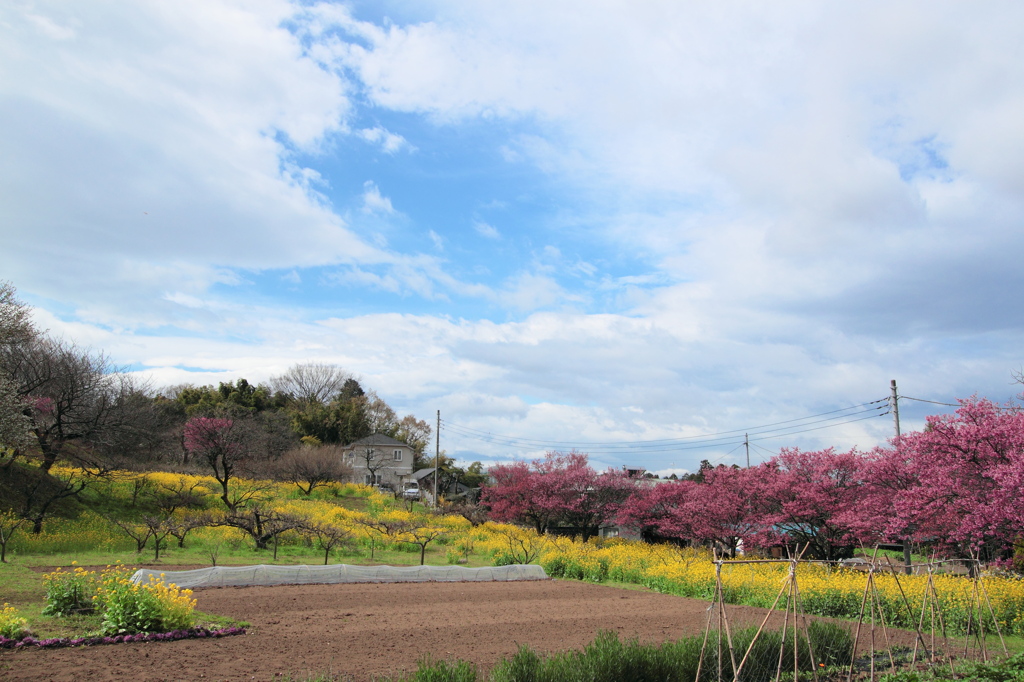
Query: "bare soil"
0 579 915 681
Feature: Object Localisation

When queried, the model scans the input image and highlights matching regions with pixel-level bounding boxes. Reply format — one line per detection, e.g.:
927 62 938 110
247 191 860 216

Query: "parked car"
401 481 421 500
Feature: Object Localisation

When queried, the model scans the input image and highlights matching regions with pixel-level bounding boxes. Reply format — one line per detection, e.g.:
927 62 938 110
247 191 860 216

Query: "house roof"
412 468 436 481
347 433 410 448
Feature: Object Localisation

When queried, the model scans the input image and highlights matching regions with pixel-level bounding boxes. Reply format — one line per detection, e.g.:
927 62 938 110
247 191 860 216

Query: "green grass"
374 624 854 682
0 525 488 641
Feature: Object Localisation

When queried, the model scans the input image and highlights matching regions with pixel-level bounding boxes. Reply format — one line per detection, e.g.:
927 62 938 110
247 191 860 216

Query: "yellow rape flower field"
4 468 1024 644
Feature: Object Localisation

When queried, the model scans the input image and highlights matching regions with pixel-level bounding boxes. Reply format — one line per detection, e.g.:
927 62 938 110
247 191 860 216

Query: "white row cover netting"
131 563 548 589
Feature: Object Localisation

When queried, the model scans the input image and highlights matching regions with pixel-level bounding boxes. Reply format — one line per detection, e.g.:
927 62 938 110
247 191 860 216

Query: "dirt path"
0 579 912 681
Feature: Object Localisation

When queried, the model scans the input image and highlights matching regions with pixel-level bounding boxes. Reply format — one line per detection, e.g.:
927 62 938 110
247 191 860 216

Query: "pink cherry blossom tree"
616 466 767 555
483 451 637 540
754 448 868 560
879 398 1024 560
689 465 771 556
615 478 696 544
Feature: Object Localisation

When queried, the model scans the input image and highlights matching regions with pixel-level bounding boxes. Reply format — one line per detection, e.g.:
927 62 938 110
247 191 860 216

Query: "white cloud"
330 0 1024 339
428 230 444 250
361 181 396 214
0 0 382 319
6 0 1024 474
358 126 412 153
472 221 500 239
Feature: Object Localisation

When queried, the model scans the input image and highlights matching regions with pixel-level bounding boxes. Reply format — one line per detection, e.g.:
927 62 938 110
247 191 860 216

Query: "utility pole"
891 379 912 575
434 410 440 509
744 433 749 468
890 379 901 440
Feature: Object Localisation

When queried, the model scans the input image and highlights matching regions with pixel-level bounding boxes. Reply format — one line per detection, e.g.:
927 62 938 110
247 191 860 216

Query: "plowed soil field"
0 579 912 681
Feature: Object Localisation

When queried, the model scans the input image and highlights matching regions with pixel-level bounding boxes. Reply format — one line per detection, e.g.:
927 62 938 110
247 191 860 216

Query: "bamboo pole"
976 568 1009 657
846 556 876 682
734 566 795 680
882 555 932 662
715 561 740 679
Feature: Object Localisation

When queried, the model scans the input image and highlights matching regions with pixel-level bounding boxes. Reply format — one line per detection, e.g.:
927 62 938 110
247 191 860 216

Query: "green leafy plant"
41 562 96 616
94 566 196 635
0 603 29 639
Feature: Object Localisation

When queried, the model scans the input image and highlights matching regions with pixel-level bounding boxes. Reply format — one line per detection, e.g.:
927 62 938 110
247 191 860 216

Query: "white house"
341 434 415 488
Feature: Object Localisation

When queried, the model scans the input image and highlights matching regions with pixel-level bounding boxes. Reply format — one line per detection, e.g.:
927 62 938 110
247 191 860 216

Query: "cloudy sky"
2 1 1022 473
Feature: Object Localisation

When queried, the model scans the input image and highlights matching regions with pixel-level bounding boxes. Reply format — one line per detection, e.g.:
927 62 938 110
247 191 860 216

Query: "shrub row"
0 626 246 650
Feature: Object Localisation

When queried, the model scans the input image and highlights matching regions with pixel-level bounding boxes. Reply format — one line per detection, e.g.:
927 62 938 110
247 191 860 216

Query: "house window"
365 473 381 485
393 449 403 461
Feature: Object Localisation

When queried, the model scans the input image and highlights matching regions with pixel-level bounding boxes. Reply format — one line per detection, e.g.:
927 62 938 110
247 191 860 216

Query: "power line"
441 405 890 455
900 396 960 408
441 398 886 446
900 395 1018 412
746 410 888 442
441 399 888 452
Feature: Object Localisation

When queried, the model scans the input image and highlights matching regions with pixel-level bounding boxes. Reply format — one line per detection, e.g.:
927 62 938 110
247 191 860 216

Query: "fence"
695 550 1010 681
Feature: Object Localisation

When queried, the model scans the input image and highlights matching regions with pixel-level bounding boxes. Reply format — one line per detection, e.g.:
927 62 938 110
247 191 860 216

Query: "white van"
401 480 420 500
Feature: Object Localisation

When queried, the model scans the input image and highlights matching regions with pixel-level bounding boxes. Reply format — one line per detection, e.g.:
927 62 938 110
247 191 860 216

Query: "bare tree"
442 500 490 526
404 521 448 565
0 281 36 349
394 414 432 460
183 416 272 511
106 515 154 553
275 445 352 495
13 466 88 533
215 506 305 554
0 283 36 462
152 475 210 514
494 526 549 565
270 362 353 405
0 375 32 465
363 391 399 435
146 476 211 548
354 438 392 486
5 336 153 473
0 510 28 563
354 514 411 560
305 521 353 564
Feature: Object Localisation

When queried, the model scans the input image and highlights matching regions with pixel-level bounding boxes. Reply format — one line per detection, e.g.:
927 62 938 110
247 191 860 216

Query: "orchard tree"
537 453 635 541
305 520 353 564
274 444 352 495
0 509 28 562
183 417 254 510
616 467 766 555
0 282 34 460
0 375 32 464
688 466 770 556
616 479 696 544
755 448 868 560
216 506 305 553
483 451 637 540
483 460 557 534
879 398 1024 560
401 518 448 565
5 336 153 473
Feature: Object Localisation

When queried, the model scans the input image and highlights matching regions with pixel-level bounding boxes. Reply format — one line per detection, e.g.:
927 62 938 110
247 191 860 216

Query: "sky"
2 1 1023 475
